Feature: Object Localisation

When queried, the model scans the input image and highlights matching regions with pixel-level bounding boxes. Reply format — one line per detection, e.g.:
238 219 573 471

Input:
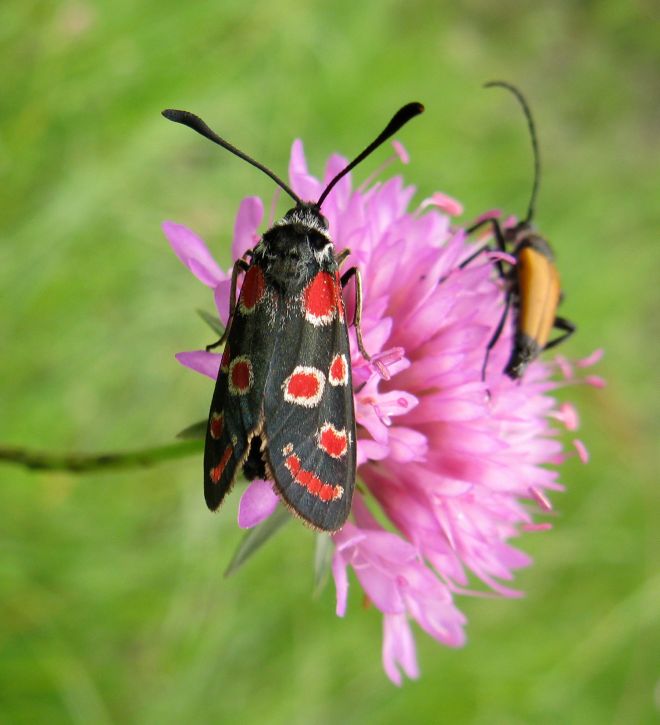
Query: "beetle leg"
466 218 507 252
543 316 576 351
458 219 508 279
457 241 492 269
206 257 250 351
340 266 371 362
481 293 512 382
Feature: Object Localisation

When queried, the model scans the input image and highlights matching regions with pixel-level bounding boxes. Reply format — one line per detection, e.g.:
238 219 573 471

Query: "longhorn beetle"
163 103 424 531
460 82 576 381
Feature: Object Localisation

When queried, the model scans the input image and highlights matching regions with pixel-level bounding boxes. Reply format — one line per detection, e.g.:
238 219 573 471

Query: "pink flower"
164 140 597 683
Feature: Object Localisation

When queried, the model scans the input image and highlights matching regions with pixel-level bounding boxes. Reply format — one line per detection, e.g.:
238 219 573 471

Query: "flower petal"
232 196 264 261
331 550 350 617
289 140 321 200
383 613 419 685
214 279 232 326
238 480 280 528
175 350 220 379
163 221 226 287
387 427 428 462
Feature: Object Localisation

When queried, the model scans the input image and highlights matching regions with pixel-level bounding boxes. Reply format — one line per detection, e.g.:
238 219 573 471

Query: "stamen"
584 375 606 389
419 192 464 217
522 522 553 532
572 439 589 464
529 486 553 512
358 150 402 192
576 348 604 368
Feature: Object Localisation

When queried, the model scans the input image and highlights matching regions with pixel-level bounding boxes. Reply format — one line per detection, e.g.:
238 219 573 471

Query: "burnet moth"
459 81 575 380
163 103 424 531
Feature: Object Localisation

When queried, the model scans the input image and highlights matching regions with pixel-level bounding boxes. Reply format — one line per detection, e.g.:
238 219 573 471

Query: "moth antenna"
162 109 303 206
316 102 424 209
484 81 541 224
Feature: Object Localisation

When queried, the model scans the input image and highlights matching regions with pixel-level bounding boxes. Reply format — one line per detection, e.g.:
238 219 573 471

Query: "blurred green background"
1 1 658 723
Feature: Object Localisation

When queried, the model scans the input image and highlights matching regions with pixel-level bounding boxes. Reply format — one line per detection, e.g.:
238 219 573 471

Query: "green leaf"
176 419 207 440
224 506 291 577
197 308 225 337
313 532 334 597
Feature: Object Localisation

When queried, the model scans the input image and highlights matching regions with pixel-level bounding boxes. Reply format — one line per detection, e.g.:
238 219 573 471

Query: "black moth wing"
204 262 276 510
264 268 356 531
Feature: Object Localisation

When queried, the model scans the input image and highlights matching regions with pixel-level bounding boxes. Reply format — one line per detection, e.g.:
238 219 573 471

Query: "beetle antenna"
485 81 541 224
316 102 424 209
162 109 303 206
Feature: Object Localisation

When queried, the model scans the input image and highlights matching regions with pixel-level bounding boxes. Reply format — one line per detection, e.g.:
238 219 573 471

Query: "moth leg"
543 316 576 351
336 248 351 267
481 293 512 382
206 258 250 351
340 266 371 362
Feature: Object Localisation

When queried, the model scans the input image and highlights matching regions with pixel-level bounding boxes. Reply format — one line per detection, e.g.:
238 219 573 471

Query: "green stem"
0 439 203 473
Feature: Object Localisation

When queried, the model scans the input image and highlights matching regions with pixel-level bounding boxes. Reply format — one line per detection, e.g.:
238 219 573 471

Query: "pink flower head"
164 139 594 683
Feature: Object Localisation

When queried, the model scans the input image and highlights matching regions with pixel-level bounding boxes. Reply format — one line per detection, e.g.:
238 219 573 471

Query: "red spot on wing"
209 445 233 484
239 265 265 313
304 271 336 325
229 356 253 395
318 423 348 459
283 366 325 406
284 451 343 502
288 372 319 398
329 354 348 386
210 411 224 439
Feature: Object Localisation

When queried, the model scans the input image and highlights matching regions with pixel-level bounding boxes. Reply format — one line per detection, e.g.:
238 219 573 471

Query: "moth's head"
263 202 333 264
279 202 329 234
